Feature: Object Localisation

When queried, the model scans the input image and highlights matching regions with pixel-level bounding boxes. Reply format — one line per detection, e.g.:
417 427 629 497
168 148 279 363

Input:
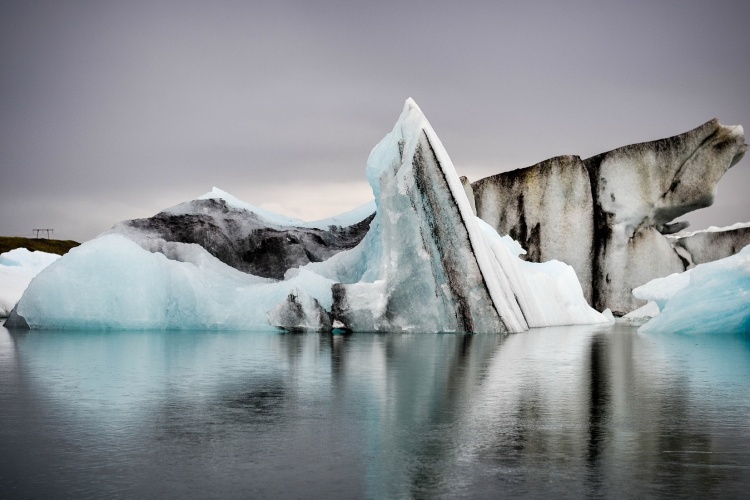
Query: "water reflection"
586 332 609 496
1 323 749 498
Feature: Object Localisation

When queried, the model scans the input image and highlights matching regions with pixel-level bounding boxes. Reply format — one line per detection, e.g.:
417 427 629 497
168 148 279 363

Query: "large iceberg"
9 234 334 330
274 99 605 333
633 245 750 334
9 99 606 332
471 120 747 314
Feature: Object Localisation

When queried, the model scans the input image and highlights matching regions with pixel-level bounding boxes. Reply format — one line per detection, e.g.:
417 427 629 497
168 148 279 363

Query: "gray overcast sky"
2 0 749 242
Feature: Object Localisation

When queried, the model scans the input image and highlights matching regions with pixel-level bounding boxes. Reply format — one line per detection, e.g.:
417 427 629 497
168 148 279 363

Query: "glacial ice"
622 301 660 321
476 219 605 328
471 120 748 314
326 99 523 333
108 189 374 280
634 245 750 334
0 248 59 317
668 222 750 269
13 234 335 330
10 98 608 332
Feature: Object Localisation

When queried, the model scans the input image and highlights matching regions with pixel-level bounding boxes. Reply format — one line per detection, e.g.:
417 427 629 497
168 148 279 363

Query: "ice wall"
473 155 595 303
472 119 748 315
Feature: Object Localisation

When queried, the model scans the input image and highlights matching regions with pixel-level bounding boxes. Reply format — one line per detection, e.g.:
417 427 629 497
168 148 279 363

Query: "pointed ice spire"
335 98 529 333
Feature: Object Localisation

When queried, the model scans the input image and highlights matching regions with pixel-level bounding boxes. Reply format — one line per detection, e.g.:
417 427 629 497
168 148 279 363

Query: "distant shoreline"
0 236 80 255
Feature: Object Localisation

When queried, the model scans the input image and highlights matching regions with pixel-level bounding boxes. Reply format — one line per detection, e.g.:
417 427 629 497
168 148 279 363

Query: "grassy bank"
0 236 80 255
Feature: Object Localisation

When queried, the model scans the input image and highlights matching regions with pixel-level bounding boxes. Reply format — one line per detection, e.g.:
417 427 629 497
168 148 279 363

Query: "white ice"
12 99 608 332
15 234 335 330
301 98 606 332
199 186 375 230
669 221 750 239
623 301 661 319
601 309 616 323
634 245 750 334
477 219 608 328
0 248 60 317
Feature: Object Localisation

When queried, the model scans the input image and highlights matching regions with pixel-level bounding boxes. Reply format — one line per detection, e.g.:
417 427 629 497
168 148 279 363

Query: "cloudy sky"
2 0 749 242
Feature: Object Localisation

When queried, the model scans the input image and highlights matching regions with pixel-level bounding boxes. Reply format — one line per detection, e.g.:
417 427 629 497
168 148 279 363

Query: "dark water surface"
1 322 749 499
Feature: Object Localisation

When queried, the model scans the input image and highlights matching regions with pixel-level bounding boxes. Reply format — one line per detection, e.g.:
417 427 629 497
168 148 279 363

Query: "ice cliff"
7 99 606 332
472 119 748 315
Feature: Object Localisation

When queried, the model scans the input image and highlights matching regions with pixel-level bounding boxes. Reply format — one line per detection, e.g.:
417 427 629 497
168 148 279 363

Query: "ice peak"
402 97 422 115
198 187 307 227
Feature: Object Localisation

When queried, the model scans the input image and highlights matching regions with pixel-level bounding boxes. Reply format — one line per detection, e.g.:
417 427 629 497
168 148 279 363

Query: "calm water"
1 322 749 499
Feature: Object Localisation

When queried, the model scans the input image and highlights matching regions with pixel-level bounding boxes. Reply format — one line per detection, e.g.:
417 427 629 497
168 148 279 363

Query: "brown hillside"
0 236 80 256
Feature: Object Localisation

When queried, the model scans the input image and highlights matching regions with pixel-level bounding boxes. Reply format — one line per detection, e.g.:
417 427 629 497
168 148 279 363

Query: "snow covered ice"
9 99 608 332
0 248 59 317
634 245 750 335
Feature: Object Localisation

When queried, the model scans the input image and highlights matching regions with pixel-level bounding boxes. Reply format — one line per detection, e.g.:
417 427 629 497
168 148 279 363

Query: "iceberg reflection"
1 325 749 498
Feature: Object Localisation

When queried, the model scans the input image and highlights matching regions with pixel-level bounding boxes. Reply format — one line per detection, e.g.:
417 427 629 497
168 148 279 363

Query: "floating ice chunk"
623 301 661 319
0 248 60 270
124 188 374 281
601 309 616 323
472 120 747 314
633 271 692 311
331 99 606 333
635 245 750 334
332 98 524 333
0 248 60 317
13 234 334 330
617 301 660 326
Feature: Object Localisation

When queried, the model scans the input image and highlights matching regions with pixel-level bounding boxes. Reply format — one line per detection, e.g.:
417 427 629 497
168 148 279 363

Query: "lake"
1 322 749 498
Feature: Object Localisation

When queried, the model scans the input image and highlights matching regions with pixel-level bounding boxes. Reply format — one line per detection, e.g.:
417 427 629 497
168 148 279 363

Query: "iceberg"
618 301 661 327
0 248 60 317
633 245 750 334
325 99 522 333
303 99 605 332
471 120 747 314
108 187 375 280
10 234 334 330
9 99 607 332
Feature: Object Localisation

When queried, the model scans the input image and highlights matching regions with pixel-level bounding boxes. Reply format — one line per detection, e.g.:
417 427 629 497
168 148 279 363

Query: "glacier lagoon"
2 321 749 498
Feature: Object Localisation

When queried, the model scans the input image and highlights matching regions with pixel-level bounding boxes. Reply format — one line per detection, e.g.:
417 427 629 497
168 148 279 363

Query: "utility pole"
33 229 54 239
